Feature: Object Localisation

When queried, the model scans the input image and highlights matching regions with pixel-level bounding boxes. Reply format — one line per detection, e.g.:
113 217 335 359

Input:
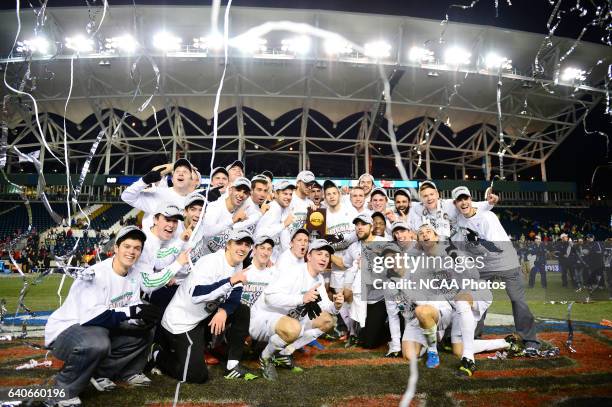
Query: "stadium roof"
0 4 609 179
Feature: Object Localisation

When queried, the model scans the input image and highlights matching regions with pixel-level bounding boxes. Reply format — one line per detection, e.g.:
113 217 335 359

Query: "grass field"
2 272 610 323
1 272 611 406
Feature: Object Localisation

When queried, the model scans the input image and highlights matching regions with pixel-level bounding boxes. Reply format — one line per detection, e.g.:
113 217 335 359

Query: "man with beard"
154 229 255 382
121 158 194 232
255 240 344 379
276 228 310 271
333 214 389 349
200 177 252 254
309 181 323 209
452 186 539 354
358 173 375 203
255 181 296 260
390 189 411 222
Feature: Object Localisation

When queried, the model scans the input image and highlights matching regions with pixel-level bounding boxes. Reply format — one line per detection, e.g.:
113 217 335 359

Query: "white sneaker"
126 373 152 387
90 377 117 391
56 397 82 407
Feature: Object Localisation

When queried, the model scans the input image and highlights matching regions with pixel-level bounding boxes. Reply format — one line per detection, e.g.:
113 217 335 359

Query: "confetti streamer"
566 301 576 353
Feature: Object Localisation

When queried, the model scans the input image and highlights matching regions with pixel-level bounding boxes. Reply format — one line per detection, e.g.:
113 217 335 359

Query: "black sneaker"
344 335 359 349
224 364 258 380
259 356 278 381
273 352 303 373
457 357 477 377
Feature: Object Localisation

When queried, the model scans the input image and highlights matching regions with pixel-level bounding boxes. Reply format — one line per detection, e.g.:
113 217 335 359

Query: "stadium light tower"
323 36 353 55
364 40 391 59
560 67 586 82
65 35 94 53
153 32 182 51
105 34 139 53
485 52 512 70
18 36 50 54
409 46 434 63
444 46 471 66
281 36 311 55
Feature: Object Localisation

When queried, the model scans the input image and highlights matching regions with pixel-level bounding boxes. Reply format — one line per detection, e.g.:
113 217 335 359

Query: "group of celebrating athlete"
43 158 539 407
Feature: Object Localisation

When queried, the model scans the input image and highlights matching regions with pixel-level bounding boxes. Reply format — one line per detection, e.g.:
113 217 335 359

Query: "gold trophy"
306 207 327 240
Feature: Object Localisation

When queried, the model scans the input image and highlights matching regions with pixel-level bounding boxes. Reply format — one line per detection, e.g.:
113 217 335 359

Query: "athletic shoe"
224 364 258 380
344 335 359 349
144 343 162 372
259 356 278 381
457 357 477 377
125 373 152 387
425 350 440 368
90 377 117 392
273 352 304 373
385 350 402 358
524 347 539 357
308 339 325 350
504 334 523 356
54 397 82 407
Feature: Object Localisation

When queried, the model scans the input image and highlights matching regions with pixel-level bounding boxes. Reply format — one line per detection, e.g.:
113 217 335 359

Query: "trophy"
306 207 327 240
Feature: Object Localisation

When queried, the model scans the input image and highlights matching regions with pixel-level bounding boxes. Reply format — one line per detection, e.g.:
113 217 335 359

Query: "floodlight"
281 36 311 55
560 67 586 82
231 36 267 53
444 46 471 66
364 41 391 59
66 35 94 53
19 36 50 54
409 46 434 63
153 32 182 51
193 33 224 50
106 34 139 53
323 37 353 55
485 53 512 70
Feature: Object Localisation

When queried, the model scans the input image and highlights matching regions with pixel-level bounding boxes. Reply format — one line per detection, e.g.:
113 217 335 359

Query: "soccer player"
200 177 252 254
371 211 389 238
358 173 375 202
391 189 411 222
44 226 160 406
255 180 296 260
408 181 498 240
309 181 323 208
155 229 255 382
391 221 417 248
287 170 316 239
226 160 245 184
180 192 205 242
349 186 370 215
121 158 194 231
452 186 540 353
276 228 310 271
205 166 230 202
254 239 344 379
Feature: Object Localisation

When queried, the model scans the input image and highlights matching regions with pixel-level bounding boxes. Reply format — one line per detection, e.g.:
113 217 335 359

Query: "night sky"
2 0 610 193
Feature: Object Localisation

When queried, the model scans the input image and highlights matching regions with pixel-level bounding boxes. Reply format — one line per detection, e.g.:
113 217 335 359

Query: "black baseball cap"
173 158 193 171
323 180 338 191
226 160 245 171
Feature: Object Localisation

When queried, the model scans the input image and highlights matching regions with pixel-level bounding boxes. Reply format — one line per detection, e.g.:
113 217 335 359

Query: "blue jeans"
50 324 153 399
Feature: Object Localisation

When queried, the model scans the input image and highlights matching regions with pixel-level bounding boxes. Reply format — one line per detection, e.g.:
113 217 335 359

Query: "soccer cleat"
259 356 278 381
144 342 162 372
125 373 152 387
457 357 477 377
273 353 304 373
54 397 82 407
224 364 258 380
524 347 539 357
425 350 440 368
90 377 117 391
504 334 523 356
385 350 402 358
344 335 359 349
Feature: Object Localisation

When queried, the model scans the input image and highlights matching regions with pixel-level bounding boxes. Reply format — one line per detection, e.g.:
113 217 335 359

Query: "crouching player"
252 239 344 380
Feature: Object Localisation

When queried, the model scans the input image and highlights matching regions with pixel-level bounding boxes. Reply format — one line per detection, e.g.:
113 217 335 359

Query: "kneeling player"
252 239 344 380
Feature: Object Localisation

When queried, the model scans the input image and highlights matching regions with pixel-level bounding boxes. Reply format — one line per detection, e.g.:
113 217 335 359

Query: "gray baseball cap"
184 192 205 208
308 239 335 254
353 213 373 225
370 187 388 198
394 188 411 200
228 229 254 244
115 225 147 245
451 186 471 200
274 180 296 191
297 170 315 184
254 235 275 246
291 228 310 240
391 221 410 233
419 180 438 191
231 177 252 190
156 204 185 221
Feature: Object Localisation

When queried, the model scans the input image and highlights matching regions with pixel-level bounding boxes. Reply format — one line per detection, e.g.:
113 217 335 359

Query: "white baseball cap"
308 239 335 254
451 186 471 200
115 225 147 245
296 170 315 184
274 180 296 191
419 180 438 191
231 177 252 190
156 204 185 221
353 213 373 225
228 229 254 244
254 235 275 246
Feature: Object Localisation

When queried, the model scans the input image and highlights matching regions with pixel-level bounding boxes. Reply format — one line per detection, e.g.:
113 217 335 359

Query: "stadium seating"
0 202 68 241
89 204 133 229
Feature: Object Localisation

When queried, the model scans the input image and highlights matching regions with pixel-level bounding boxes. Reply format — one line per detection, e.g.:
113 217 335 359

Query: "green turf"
489 273 612 323
0 274 73 314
